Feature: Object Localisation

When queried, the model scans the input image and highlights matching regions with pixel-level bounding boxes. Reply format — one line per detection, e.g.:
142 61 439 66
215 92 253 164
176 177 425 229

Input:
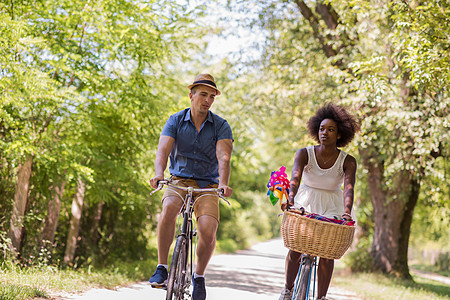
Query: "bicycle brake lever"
149 188 161 196
220 196 231 206
149 180 168 196
217 190 231 206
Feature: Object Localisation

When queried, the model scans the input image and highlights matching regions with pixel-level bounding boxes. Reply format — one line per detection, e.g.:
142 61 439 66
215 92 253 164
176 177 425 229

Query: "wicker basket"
280 210 355 259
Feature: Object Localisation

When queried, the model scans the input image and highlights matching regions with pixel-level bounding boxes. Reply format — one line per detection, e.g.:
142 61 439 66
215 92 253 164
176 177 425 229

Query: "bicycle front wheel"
294 255 313 300
166 236 188 300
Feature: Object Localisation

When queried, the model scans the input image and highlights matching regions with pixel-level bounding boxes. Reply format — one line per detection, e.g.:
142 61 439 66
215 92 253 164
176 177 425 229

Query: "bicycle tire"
166 236 188 300
294 256 313 300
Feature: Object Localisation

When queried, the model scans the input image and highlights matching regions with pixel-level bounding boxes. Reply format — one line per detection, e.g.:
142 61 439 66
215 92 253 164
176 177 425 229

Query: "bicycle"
292 253 317 300
150 179 230 300
284 206 318 300
281 206 355 300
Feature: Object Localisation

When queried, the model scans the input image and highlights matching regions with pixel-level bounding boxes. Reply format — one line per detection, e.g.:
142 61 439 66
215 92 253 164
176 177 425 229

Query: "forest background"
0 0 448 296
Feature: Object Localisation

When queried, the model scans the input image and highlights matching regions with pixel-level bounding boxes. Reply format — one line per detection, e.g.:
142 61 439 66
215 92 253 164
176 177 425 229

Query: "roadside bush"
436 252 449 272
0 284 46 300
0 229 14 263
216 239 238 253
345 238 375 273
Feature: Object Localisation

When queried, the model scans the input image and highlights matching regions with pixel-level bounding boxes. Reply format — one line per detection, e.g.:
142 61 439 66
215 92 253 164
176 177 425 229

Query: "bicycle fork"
179 210 192 292
176 201 197 297
292 255 317 300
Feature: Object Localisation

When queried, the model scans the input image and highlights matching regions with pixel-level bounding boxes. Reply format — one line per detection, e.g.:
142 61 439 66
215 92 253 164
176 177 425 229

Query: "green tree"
0 0 206 264
228 0 449 279
0 11 79 256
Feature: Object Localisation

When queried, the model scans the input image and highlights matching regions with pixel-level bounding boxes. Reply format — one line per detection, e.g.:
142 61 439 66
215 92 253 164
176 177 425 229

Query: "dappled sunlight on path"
206 240 288 296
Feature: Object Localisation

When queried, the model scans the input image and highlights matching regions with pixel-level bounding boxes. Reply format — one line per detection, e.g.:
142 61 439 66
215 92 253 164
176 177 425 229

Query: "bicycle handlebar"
150 179 230 206
286 205 306 215
286 205 353 221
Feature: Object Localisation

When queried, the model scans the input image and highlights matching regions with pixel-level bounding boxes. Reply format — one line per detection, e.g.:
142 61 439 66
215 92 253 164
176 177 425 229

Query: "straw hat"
187 74 221 95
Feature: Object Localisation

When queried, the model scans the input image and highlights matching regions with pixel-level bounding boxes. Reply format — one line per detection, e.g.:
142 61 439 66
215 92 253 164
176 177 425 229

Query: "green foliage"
0 284 47 300
410 157 450 250
0 0 209 268
436 252 449 272
0 229 13 261
390 0 450 93
0 258 158 300
216 239 239 253
344 0 449 185
345 237 375 273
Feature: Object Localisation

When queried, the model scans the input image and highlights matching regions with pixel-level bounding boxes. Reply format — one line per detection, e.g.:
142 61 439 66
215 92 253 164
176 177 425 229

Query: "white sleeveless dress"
293 146 356 221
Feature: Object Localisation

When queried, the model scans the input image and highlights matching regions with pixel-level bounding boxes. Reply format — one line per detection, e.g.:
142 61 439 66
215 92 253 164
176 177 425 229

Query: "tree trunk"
349 196 366 251
8 156 33 257
90 201 104 247
41 181 66 249
361 149 417 279
64 178 85 264
394 175 419 278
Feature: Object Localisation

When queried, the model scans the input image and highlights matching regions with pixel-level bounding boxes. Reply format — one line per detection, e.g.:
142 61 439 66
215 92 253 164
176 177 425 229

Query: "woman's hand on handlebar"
218 185 232 197
150 175 164 189
341 212 353 221
281 200 294 211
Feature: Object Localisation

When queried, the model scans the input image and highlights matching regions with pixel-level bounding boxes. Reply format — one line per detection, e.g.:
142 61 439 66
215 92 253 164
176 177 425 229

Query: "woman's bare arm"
287 148 308 206
342 154 357 218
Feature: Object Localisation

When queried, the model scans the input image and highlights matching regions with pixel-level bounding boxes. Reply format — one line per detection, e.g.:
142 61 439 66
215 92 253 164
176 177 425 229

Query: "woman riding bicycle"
279 103 359 300
148 74 233 300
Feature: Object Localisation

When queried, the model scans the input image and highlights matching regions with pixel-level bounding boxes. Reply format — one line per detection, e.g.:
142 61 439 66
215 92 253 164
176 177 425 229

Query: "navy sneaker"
149 265 168 287
192 275 206 300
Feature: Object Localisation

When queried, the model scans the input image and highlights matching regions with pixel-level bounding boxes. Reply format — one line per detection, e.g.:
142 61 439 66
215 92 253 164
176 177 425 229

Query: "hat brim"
188 83 221 96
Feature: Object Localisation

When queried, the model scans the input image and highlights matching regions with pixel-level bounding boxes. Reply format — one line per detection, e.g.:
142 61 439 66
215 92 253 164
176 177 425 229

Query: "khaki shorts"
162 177 220 222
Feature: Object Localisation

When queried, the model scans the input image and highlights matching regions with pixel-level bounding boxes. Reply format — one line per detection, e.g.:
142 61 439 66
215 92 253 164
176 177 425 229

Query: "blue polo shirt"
161 108 233 188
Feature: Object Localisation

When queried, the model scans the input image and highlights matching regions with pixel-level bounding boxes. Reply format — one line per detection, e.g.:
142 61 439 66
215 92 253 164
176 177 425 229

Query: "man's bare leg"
157 196 182 264
195 215 218 275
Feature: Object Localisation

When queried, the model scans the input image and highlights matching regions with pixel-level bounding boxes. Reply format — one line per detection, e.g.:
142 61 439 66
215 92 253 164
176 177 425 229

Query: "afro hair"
307 103 359 147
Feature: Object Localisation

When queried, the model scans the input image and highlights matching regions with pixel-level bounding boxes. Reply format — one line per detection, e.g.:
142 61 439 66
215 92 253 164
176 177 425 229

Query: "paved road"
410 268 450 286
60 238 360 300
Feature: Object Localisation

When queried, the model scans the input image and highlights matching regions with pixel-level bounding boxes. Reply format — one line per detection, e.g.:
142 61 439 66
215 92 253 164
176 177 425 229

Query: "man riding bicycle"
148 73 233 300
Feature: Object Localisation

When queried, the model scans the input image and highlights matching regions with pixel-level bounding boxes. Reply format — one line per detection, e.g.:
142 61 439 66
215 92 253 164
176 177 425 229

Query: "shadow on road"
205 243 287 295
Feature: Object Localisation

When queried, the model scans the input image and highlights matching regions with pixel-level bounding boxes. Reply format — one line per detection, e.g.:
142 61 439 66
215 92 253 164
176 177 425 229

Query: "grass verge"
410 263 450 278
332 270 450 299
0 259 156 300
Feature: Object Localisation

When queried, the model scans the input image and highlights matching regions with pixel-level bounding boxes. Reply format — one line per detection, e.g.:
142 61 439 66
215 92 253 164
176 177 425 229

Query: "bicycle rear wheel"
294 255 313 300
166 236 188 300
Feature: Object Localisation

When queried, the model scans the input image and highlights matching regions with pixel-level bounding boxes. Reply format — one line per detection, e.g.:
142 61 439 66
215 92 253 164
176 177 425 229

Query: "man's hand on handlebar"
150 175 164 189
218 185 232 197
